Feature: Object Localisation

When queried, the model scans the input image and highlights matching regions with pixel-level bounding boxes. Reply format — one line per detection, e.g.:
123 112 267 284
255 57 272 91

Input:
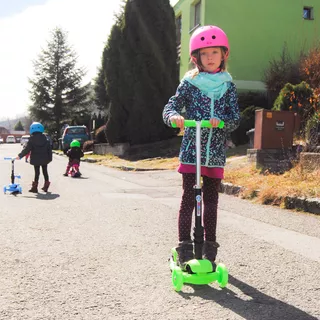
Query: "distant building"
0 127 26 143
0 127 9 134
174 0 320 92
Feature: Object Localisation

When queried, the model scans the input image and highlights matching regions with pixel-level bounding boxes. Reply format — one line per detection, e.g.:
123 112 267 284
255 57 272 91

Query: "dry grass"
225 163 320 205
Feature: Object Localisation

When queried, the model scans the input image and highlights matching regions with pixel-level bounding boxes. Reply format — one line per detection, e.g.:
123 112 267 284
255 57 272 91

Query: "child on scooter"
63 139 84 177
17 122 52 193
163 25 240 269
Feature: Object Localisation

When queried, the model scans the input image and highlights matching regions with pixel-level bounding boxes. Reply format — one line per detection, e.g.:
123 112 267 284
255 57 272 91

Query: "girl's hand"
170 115 185 129
210 117 221 128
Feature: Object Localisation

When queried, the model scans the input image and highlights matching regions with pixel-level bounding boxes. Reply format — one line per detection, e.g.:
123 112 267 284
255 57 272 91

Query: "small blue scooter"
3 157 22 195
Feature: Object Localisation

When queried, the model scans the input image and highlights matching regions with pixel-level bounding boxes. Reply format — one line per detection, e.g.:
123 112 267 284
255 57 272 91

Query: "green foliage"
102 0 179 145
231 106 262 146
264 43 301 105
93 67 109 114
273 82 316 126
28 27 92 134
123 0 179 145
14 120 24 131
103 22 129 145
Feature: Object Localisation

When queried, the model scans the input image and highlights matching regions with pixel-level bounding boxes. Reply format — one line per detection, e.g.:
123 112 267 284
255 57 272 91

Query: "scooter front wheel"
172 267 184 292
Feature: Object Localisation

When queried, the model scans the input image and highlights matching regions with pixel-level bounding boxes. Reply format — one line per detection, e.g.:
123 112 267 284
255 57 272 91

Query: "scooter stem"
193 121 204 260
11 160 15 184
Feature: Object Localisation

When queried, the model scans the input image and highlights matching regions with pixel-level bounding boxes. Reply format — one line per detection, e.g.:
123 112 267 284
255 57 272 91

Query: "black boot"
29 181 38 193
176 240 194 270
203 241 219 269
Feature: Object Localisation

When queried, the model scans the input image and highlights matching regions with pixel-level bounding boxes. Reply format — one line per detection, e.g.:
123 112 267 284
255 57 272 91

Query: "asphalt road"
0 144 319 320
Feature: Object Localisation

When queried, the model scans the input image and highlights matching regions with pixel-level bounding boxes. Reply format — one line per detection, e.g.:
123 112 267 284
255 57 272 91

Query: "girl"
63 139 84 177
163 25 240 269
17 122 52 193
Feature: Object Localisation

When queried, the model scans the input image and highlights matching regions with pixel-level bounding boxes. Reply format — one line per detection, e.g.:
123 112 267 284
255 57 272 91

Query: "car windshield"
66 128 86 135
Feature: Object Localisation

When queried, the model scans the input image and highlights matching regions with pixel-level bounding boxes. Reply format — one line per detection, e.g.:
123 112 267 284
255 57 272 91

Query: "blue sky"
0 0 49 18
0 0 178 120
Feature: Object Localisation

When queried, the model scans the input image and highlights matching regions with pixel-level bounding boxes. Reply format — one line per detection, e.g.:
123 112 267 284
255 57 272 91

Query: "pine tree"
14 120 24 131
93 67 109 114
103 22 130 144
103 0 178 145
29 27 91 134
123 0 179 145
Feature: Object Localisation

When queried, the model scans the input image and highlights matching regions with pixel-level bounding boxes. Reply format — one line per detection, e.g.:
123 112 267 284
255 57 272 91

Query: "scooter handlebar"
171 119 224 129
4 157 14 160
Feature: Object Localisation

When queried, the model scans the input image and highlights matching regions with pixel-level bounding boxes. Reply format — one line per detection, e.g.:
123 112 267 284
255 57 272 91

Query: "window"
66 127 86 135
176 15 182 46
194 1 201 27
303 7 313 20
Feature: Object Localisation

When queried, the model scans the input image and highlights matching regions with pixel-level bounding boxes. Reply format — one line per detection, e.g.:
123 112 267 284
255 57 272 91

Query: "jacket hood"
31 132 48 147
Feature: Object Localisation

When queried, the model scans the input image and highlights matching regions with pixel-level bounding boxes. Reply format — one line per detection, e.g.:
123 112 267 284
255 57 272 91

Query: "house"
174 0 320 92
0 127 26 143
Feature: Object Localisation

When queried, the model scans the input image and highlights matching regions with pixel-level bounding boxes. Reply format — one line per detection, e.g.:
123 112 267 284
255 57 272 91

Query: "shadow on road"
179 274 317 320
64 176 89 180
22 193 60 200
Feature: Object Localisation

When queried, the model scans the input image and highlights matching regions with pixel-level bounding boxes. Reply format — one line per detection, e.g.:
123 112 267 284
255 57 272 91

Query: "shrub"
83 140 94 152
264 43 301 105
300 46 320 89
273 82 317 128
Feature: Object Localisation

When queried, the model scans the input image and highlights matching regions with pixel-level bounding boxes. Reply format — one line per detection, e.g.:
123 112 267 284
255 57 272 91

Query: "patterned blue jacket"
163 73 240 168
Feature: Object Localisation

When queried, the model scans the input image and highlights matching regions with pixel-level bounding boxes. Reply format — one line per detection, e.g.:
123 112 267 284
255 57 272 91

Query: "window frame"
303 6 314 20
194 1 201 27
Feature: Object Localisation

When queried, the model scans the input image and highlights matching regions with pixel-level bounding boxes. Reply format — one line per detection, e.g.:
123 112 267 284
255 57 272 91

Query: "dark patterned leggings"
178 173 221 242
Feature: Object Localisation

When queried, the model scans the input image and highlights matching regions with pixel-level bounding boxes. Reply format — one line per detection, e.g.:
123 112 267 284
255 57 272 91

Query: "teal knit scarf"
183 71 232 100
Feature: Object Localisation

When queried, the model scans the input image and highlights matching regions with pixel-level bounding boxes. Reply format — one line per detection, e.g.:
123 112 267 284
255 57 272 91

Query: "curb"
52 151 165 170
53 151 98 164
220 182 320 216
53 151 320 215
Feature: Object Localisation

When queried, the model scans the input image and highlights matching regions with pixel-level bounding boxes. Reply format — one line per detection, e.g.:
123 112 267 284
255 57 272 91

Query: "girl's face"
199 47 224 73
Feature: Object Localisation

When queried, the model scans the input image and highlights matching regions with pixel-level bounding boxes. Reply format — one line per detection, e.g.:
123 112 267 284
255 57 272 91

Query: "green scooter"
169 120 228 292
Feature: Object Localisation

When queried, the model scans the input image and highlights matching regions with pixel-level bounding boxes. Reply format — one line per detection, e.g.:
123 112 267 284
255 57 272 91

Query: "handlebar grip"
4 157 14 160
171 120 225 129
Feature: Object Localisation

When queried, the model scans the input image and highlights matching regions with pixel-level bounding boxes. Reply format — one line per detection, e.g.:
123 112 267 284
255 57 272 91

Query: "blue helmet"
30 122 44 134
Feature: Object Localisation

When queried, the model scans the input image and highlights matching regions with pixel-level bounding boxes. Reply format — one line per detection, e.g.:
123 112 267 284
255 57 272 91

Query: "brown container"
254 109 299 149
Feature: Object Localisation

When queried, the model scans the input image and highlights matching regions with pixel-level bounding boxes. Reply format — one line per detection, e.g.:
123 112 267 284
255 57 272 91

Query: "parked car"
0 137 3 144
6 135 16 143
61 125 89 153
20 135 30 145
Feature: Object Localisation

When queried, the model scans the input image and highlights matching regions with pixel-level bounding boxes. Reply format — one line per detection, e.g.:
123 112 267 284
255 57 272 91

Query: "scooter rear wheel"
216 263 228 288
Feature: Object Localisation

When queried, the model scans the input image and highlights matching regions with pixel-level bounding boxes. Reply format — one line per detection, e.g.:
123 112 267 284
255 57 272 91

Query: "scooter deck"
170 248 228 291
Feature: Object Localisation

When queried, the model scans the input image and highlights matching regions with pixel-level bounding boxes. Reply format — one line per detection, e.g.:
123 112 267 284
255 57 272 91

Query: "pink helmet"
189 25 229 57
